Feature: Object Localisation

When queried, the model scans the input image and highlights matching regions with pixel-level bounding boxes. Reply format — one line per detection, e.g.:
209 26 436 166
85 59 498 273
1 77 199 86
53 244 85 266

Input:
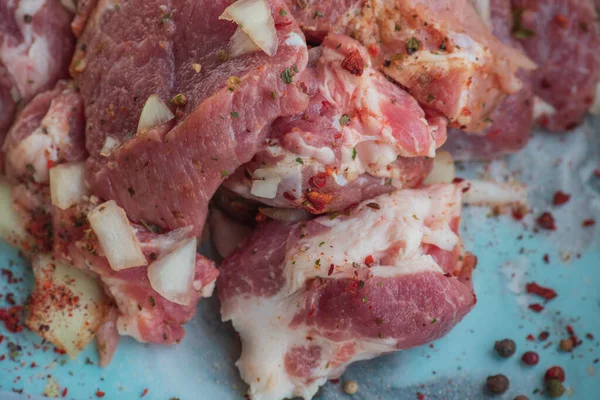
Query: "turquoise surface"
1 129 599 400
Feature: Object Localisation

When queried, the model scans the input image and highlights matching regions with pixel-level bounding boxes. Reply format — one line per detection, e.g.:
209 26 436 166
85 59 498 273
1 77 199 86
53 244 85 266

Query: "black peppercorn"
494 339 516 358
486 374 509 394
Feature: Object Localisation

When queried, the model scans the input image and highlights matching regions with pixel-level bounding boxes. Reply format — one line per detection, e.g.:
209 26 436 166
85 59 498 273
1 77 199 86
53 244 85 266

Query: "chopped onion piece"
26 255 110 359
100 136 120 157
259 207 312 222
229 27 261 57
60 0 77 13
140 225 194 254
209 209 252 258
251 176 281 199
469 0 491 26
147 237 197 305
463 180 528 206
423 151 455 185
220 0 278 57
88 200 147 270
49 162 88 210
533 96 556 121
137 94 175 134
589 83 600 116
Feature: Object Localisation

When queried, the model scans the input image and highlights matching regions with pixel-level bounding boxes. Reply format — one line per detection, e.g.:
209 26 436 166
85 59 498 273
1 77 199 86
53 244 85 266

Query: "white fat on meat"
222 185 465 400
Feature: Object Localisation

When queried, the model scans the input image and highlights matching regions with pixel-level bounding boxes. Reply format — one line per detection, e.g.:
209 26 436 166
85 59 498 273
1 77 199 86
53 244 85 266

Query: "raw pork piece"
285 0 535 132
512 0 600 131
444 0 534 160
0 0 74 141
218 183 477 400
2 80 85 251
67 224 218 345
224 34 443 213
72 0 310 237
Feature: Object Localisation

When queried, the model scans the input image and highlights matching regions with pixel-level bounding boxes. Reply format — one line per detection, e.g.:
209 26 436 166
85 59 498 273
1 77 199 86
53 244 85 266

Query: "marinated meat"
224 34 442 213
218 183 476 400
72 0 310 237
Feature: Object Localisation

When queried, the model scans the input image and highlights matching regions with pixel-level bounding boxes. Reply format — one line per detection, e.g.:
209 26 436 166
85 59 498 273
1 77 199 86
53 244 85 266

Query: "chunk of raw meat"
285 0 535 132
72 0 310 237
218 183 476 400
67 223 218 344
512 0 600 131
0 0 74 140
224 34 442 213
444 0 534 159
2 81 85 251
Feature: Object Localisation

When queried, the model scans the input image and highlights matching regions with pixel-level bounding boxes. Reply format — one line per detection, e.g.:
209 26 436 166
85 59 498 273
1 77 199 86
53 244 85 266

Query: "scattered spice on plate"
494 339 516 358
486 374 509 394
537 212 556 230
525 282 557 300
514 396 529 400
538 331 550 341
582 219 596 227
528 303 544 312
559 339 573 352
521 351 539 366
552 191 570 205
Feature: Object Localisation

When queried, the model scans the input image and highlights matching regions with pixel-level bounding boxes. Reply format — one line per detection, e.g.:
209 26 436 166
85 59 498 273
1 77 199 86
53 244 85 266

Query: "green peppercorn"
494 339 516 358
545 379 565 398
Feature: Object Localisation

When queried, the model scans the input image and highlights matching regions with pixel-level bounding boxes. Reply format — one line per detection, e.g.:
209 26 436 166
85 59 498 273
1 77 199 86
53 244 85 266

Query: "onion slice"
49 162 88 210
147 237 197 305
259 207 312 222
463 180 527 206
229 27 261 58
137 94 175 134
423 151 455 185
88 201 147 271
100 136 120 157
219 0 278 57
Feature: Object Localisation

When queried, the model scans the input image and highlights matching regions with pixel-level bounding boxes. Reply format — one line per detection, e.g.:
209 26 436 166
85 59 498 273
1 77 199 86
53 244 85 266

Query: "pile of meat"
0 0 598 398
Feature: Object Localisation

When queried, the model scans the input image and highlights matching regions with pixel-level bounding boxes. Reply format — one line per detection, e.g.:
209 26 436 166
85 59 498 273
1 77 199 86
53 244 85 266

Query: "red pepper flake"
537 212 556 230
62 388 68 397
452 177 465 184
96 391 105 398
0 335 3 344
30 361 36 368
529 303 544 313
1 269 15 283
594 169 600 178
552 191 571 206
512 205 526 221
364 255 375 267
586 333 595 340
543 254 550 264
283 191 296 201
567 325 575 336
341 50 365 76
544 366 565 382
141 388 149 397
308 173 327 189
307 303 316 319
526 282 557 300
54 348 66 355
526 334 535 341
539 331 550 341
47 160 54 169
0 306 24 333
328 264 334 276
306 191 333 212
255 212 267 223
0 355 5 361
554 14 569 28
582 219 596 227
417 392 426 400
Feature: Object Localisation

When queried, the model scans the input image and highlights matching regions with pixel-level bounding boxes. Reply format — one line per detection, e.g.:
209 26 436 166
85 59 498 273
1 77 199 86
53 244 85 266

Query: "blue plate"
1 128 599 400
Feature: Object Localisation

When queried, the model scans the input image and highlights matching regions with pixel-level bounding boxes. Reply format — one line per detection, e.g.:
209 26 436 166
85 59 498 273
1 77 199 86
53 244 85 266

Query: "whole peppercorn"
545 379 565 398
514 396 529 400
545 366 565 383
494 339 516 358
486 374 509 394
521 351 539 365
559 339 573 352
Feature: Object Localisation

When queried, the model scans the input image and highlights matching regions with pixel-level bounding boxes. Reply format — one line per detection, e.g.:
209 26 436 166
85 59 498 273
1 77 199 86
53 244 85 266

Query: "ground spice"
537 212 556 230
552 191 570 205
341 50 364 76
